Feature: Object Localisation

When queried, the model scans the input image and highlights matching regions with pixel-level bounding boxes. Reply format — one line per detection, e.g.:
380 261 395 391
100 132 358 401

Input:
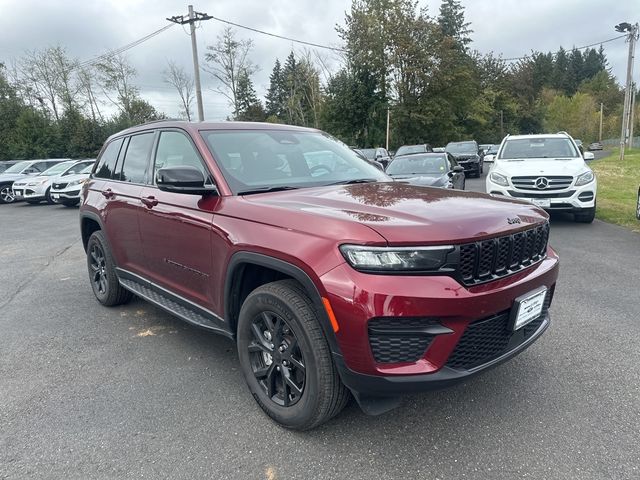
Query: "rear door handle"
141 195 159 208
101 188 114 199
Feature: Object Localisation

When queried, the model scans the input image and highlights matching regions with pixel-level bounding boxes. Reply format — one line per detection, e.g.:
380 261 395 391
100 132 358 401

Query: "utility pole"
500 110 504 139
385 107 390 151
599 103 603 143
615 22 639 160
630 82 636 147
167 5 212 121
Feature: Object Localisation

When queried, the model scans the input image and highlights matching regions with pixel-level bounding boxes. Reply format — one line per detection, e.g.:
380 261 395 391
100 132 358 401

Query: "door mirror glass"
156 166 217 195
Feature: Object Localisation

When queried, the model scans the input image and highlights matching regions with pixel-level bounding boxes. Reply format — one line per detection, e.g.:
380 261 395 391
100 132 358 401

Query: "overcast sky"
0 0 635 120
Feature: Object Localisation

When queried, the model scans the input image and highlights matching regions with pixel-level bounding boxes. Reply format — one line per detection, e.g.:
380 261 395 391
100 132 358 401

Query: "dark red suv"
80 121 559 430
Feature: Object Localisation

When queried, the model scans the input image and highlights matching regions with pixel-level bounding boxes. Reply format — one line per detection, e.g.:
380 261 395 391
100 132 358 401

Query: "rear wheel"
86 230 133 306
45 187 55 205
237 280 349 430
0 184 15 204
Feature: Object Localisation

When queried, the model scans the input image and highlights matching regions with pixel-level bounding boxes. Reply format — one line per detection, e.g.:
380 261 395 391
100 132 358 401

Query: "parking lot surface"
1 172 639 479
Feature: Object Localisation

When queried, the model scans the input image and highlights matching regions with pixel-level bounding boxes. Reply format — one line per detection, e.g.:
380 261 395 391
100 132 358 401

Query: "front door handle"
141 195 159 208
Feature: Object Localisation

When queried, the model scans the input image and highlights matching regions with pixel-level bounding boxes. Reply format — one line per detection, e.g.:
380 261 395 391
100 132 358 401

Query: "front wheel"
237 280 349 430
45 187 55 205
0 184 15 204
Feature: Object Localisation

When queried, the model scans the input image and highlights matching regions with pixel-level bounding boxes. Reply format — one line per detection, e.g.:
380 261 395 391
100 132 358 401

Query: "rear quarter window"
119 133 155 183
95 139 124 179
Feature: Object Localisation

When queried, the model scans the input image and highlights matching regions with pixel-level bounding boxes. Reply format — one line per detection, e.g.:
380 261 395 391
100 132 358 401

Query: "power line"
501 34 627 62
208 15 346 53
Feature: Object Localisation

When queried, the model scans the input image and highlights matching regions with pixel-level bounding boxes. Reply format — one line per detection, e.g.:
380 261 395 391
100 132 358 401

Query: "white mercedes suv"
486 133 597 223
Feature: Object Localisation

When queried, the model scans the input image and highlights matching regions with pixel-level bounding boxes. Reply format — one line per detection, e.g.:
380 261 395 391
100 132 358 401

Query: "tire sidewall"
237 289 322 428
87 231 114 304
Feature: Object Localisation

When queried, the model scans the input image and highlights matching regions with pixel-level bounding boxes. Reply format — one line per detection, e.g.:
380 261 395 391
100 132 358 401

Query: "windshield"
202 130 389 194
63 161 94 176
4 161 31 174
395 145 426 156
487 145 499 154
80 164 94 174
386 154 448 175
359 148 377 160
499 138 579 159
41 161 75 176
446 142 476 154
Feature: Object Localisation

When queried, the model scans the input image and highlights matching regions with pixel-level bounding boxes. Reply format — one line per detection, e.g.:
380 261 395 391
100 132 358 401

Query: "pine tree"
438 0 472 47
234 69 265 121
265 58 287 120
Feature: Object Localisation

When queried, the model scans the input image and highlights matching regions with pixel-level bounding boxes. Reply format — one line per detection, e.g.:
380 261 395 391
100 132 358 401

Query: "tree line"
0 0 631 161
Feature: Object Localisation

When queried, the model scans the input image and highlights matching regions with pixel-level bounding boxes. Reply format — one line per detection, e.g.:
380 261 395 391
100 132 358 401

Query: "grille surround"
368 317 438 364
512 176 573 191
457 222 550 286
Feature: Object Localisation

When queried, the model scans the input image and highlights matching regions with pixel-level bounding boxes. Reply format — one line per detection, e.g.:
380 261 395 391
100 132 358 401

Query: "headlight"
68 179 87 187
490 172 509 186
575 170 594 186
340 245 453 272
27 180 47 186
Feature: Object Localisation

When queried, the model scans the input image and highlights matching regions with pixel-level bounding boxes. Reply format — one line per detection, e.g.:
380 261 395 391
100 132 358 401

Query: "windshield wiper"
326 178 378 186
238 186 299 195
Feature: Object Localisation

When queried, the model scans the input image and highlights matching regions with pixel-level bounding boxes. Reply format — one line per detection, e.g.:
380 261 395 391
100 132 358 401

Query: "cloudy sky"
0 0 635 120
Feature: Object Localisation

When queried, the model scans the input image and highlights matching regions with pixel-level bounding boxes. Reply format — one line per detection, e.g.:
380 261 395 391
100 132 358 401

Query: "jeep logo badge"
535 177 549 189
507 217 521 224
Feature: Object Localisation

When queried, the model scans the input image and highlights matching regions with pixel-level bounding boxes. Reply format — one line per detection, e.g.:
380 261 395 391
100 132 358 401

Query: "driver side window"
154 131 210 183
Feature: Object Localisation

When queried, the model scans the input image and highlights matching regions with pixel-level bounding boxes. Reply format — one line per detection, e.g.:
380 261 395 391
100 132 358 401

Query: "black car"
445 140 483 178
394 144 433 157
358 147 392 169
386 152 465 189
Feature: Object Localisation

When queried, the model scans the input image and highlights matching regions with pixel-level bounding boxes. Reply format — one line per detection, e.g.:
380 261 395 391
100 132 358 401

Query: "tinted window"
95 139 124 179
154 131 209 181
386 154 448 175
63 161 94 176
446 142 477 154
120 133 154 183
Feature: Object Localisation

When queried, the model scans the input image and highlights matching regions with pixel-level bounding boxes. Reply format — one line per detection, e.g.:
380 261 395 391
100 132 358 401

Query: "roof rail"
556 131 570 136
142 118 184 125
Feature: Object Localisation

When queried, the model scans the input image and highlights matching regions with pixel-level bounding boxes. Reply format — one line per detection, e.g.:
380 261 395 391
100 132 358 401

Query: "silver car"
0 159 69 204
51 161 95 207
12 160 86 204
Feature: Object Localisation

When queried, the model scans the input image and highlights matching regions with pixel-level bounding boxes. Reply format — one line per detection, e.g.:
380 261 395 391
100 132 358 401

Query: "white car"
483 144 500 163
486 133 597 223
50 162 95 207
12 160 93 204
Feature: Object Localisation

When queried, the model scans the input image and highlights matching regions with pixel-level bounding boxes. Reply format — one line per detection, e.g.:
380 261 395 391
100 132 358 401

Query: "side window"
153 131 209 182
31 162 49 172
448 154 457 168
119 132 154 183
95 139 124 179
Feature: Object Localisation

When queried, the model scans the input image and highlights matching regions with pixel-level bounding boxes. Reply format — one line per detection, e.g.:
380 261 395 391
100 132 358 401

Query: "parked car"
51 161 96 206
486 132 596 223
445 140 484 177
432 147 445 153
483 144 500 163
386 152 465 189
479 144 491 153
0 159 69 204
12 160 81 204
352 148 384 171
588 142 603 151
0 160 21 174
358 147 392 169
394 144 433 157
80 121 558 430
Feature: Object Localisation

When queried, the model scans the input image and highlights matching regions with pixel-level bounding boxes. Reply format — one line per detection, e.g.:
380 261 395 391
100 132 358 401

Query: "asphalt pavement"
1 168 639 479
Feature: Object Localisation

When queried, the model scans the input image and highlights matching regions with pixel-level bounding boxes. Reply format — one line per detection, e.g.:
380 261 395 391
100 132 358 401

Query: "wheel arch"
80 212 105 252
224 252 342 356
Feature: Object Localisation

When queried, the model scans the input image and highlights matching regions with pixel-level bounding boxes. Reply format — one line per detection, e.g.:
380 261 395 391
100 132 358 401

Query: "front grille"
458 223 550 286
52 182 68 189
507 190 575 198
368 317 437 364
446 287 554 370
512 176 573 191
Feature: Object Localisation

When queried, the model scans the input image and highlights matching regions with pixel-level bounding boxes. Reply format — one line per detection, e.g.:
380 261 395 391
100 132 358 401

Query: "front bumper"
320 250 559 391
456 159 480 173
486 178 596 211
12 184 47 201
51 187 82 201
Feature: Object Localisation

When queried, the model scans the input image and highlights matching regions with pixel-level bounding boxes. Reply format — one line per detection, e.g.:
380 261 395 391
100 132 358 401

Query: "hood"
236 182 548 245
14 175 51 186
450 153 478 160
53 173 89 184
493 158 588 177
0 173 31 183
390 173 449 187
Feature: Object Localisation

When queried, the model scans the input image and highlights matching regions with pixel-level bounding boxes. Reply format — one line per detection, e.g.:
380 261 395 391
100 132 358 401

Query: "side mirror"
453 166 464 173
156 166 217 195
583 151 594 161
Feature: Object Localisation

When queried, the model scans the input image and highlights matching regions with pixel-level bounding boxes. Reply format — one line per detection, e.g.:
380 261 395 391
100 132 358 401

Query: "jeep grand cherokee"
79 121 559 430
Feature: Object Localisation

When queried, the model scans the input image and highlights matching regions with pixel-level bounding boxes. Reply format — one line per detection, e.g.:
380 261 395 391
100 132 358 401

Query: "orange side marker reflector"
322 297 340 333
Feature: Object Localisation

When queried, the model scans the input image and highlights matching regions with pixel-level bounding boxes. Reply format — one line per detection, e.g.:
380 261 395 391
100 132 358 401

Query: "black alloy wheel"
86 230 133 306
248 311 306 407
89 242 108 297
0 185 15 204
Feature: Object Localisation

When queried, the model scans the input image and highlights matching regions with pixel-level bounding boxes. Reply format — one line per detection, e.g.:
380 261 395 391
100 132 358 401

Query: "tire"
574 205 596 223
45 187 55 205
0 184 15 204
237 280 349 430
61 199 79 207
86 230 133 306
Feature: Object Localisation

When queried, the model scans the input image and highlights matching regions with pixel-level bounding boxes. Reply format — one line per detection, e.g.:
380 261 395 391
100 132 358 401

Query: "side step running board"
118 274 233 339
